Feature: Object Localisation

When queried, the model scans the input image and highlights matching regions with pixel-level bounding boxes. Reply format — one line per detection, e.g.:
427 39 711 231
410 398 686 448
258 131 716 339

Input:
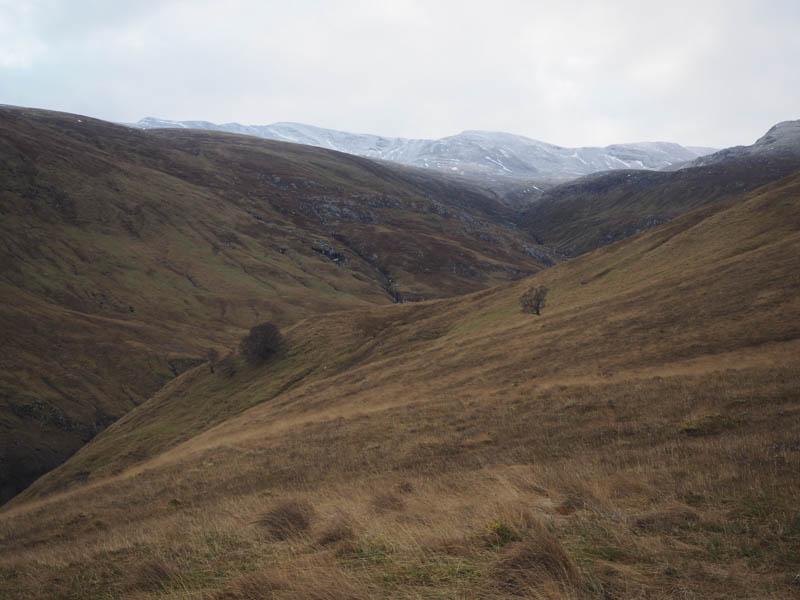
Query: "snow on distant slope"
682 119 800 169
131 118 716 180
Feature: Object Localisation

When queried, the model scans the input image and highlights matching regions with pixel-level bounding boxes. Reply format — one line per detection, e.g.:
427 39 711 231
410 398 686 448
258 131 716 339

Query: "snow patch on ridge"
130 117 717 180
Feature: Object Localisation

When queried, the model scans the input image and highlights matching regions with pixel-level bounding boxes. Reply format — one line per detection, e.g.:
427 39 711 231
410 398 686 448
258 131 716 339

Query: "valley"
0 106 798 599
0 106 552 502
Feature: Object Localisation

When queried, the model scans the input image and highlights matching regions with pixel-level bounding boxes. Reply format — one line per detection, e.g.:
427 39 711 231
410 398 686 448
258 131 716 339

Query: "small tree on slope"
240 322 282 364
520 285 548 316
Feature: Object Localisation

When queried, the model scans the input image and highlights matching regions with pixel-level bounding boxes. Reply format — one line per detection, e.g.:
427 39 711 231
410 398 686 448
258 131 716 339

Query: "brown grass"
257 500 315 540
129 558 179 592
0 105 549 501
371 491 405 513
213 571 283 599
632 505 700 533
3 364 796 599
315 518 356 547
489 521 582 597
0 171 799 598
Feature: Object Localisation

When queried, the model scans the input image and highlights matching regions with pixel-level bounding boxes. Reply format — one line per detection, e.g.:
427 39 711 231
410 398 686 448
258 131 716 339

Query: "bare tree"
520 285 548 315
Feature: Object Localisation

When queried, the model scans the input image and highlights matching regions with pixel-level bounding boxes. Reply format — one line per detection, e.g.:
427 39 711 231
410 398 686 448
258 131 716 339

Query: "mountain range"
132 117 717 181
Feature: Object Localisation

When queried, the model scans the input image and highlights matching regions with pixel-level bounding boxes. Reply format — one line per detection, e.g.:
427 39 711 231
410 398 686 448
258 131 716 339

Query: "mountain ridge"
132 116 716 180
673 118 800 170
521 118 800 256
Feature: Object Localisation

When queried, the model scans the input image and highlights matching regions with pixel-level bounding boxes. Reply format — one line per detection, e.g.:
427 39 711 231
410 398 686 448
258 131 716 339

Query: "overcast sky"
1 0 798 148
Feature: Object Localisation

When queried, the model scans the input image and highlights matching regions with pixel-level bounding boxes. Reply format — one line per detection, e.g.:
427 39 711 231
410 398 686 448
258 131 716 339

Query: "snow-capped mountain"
132 117 716 180
677 119 800 169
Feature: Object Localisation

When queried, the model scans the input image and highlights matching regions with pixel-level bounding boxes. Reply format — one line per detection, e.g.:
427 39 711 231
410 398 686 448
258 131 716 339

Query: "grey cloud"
0 0 797 148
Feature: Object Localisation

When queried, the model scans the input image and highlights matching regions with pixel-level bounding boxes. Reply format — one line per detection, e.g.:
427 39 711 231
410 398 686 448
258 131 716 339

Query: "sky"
1 0 798 148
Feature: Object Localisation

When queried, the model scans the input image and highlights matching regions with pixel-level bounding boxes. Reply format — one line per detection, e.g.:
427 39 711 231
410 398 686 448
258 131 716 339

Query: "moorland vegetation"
0 108 798 599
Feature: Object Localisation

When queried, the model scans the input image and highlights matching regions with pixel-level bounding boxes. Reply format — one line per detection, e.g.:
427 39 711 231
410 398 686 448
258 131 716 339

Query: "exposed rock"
311 239 347 265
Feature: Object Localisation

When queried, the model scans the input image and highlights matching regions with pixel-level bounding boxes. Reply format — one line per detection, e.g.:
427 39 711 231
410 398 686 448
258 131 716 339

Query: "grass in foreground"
0 367 798 599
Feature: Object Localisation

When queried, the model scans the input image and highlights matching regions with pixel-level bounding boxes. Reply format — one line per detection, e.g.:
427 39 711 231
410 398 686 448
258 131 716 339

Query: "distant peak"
756 119 800 145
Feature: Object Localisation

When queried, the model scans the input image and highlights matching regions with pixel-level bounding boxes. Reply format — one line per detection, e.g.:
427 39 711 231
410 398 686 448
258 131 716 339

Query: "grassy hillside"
521 123 800 255
2 171 798 598
0 106 551 503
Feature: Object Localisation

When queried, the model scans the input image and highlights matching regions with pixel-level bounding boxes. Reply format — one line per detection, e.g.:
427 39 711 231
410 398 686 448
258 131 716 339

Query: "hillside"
679 119 800 169
134 117 715 181
2 171 798 599
521 119 800 256
0 106 551 503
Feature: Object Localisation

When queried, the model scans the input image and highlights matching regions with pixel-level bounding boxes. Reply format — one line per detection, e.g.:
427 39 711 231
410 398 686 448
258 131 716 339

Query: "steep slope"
3 172 798 599
0 106 550 503
521 120 800 255
134 117 714 180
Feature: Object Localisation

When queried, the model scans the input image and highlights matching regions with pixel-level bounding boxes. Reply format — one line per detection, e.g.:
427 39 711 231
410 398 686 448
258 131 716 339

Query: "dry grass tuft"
129 557 178 592
397 480 414 494
257 500 314 540
633 505 701 533
480 506 539 548
315 520 356 547
489 519 583 597
680 413 736 436
485 520 523 547
282 565 374 600
371 492 405 513
433 535 476 557
604 471 656 503
555 495 586 516
213 571 283 599
551 476 598 516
